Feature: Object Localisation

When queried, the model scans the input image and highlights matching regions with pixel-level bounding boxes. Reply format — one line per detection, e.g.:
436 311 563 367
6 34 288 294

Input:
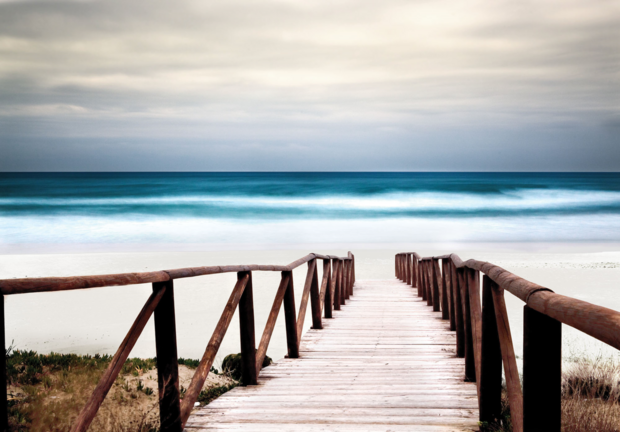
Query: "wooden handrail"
0 253 352 295
0 252 355 432
395 251 620 432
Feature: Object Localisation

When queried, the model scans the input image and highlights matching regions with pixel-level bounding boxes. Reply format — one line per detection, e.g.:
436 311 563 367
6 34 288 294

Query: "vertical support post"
152 280 182 432
238 271 257 386
347 260 353 297
339 259 345 306
282 271 299 359
523 305 561 432
324 260 333 318
0 295 7 432
421 261 428 301
343 260 350 300
405 254 411 285
395 255 398 278
479 276 502 423
453 264 465 358
445 260 456 330
432 259 441 312
459 269 476 382
415 259 422 295
468 269 483 390
309 261 322 330
426 261 433 307
438 259 449 318
333 260 341 311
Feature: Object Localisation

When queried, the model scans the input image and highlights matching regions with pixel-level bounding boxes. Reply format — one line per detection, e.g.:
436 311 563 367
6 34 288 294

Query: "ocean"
1 172 619 360
2 172 620 247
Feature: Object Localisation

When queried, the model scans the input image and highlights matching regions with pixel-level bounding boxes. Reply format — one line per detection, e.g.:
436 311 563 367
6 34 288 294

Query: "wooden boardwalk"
186 279 479 431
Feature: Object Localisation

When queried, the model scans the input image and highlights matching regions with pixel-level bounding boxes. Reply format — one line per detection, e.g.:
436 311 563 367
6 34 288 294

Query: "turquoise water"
2 172 620 245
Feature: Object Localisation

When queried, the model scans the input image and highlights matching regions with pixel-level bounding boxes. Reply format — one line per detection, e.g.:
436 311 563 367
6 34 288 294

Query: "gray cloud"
0 0 618 170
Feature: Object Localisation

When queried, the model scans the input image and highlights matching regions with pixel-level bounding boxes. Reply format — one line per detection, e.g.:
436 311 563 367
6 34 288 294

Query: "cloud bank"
1 0 619 170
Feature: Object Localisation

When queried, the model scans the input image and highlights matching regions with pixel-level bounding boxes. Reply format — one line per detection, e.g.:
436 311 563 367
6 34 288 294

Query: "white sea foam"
2 189 620 212
3 213 620 245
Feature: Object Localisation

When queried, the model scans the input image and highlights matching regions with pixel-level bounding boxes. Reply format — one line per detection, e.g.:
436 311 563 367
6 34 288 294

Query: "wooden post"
338 260 345 306
153 280 182 432
282 271 299 359
343 260 350 300
427 261 433 307
523 305 561 432
437 259 449 318
324 260 333 318
467 269 483 392
415 259 422 296
432 259 440 312
309 260 322 330
238 271 257 386
395 255 398 278
345 260 351 297
405 254 411 285
444 260 456 330
453 264 465 358
332 260 341 311
0 295 6 432
459 269 476 382
479 276 502 423
421 261 427 304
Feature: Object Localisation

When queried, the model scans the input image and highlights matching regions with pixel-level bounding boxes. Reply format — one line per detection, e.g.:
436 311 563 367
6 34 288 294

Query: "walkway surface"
185 280 479 431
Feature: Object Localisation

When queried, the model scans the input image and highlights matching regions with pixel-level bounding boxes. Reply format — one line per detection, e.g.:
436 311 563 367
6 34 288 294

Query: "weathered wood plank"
188 279 479 430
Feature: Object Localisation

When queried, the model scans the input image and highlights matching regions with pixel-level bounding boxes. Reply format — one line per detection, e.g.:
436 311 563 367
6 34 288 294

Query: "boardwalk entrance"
186 279 479 431
5 251 618 432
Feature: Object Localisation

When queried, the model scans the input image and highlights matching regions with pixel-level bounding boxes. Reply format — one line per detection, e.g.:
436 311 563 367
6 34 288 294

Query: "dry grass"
6 349 236 432
480 355 620 432
561 356 620 432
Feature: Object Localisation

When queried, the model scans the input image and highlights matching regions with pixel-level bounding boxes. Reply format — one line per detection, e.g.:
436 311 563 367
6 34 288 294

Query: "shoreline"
4 240 620 255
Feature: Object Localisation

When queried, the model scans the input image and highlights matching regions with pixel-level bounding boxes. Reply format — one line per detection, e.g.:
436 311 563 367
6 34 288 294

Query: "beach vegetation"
6 347 237 432
479 355 620 432
221 351 272 383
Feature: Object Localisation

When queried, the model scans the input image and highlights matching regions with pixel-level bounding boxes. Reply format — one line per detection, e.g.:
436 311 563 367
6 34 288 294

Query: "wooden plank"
188 279 479 430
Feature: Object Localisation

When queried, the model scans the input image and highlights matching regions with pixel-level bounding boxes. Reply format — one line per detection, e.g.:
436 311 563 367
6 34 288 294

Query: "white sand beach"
1 243 619 367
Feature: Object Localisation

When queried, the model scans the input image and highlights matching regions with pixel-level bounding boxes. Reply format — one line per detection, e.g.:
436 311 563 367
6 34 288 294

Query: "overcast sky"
1 0 618 171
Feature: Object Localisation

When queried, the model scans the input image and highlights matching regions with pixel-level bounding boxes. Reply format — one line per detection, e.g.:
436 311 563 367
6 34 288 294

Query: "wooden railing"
395 252 620 432
0 252 356 431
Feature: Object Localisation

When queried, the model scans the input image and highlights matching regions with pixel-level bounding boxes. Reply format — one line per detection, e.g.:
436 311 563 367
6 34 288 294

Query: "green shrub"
221 352 272 383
